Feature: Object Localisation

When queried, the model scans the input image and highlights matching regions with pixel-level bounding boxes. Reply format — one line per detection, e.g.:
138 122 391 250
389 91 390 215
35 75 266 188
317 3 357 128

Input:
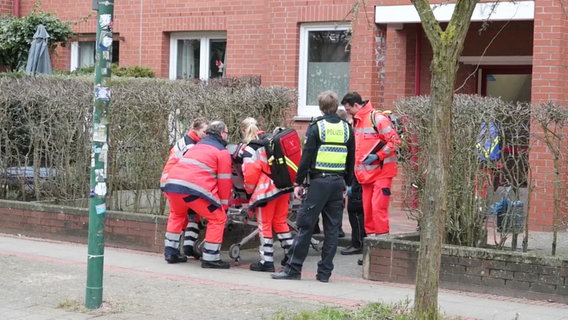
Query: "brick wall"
15 0 382 102
529 0 568 231
363 236 568 304
0 0 13 15
348 2 381 104
17 0 567 230
0 200 256 254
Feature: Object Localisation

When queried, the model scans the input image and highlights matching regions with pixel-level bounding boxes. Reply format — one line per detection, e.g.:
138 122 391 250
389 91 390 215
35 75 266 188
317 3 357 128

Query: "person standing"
160 117 209 262
162 121 233 269
340 178 365 255
235 117 294 272
271 90 354 282
338 110 365 255
341 92 400 237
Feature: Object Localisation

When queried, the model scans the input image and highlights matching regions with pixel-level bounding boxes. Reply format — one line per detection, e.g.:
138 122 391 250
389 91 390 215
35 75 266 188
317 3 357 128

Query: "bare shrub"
395 94 530 247
0 75 296 215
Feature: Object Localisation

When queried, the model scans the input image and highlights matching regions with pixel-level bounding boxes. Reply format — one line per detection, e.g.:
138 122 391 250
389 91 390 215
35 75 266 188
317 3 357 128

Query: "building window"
70 38 120 71
298 24 351 118
169 32 227 80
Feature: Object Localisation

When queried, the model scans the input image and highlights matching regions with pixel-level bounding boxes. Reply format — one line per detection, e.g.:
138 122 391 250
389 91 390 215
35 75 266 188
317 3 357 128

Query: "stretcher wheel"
229 243 240 261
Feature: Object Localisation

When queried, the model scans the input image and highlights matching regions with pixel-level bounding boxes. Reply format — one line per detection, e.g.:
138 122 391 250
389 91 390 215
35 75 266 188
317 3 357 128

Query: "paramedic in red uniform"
236 117 293 272
341 92 401 237
272 90 354 282
161 117 209 262
160 117 209 187
162 121 233 269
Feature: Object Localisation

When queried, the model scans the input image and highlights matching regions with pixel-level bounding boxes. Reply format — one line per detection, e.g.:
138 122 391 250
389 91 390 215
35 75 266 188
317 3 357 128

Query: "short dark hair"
192 117 209 131
341 92 364 106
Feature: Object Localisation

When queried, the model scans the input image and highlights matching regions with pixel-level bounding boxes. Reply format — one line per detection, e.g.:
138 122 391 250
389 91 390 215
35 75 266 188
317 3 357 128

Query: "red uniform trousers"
165 193 227 244
256 193 291 238
362 177 393 235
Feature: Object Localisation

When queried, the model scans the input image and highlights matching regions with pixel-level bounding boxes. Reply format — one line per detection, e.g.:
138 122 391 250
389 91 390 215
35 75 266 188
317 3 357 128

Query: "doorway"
480 65 532 189
480 66 532 103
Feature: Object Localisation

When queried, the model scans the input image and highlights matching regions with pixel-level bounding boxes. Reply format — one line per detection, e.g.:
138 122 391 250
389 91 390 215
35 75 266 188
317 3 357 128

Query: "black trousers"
347 199 365 249
285 175 344 278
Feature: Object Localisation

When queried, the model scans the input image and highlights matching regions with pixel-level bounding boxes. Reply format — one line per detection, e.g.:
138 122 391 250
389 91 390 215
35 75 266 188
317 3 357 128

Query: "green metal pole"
86 0 114 310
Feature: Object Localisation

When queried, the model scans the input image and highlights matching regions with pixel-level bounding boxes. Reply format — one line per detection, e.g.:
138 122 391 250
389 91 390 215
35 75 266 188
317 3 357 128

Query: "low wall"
362 234 568 304
0 200 256 254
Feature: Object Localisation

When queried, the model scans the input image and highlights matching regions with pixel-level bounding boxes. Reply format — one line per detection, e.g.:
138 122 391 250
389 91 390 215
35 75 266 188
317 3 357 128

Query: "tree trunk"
414 45 457 318
411 0 478 318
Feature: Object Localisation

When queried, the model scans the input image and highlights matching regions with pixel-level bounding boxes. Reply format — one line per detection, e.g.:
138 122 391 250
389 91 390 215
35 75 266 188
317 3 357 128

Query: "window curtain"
79 41 96 68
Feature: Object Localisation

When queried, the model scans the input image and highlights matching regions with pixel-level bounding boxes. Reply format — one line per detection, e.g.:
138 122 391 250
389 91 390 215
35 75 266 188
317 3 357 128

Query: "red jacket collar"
188 130 201 142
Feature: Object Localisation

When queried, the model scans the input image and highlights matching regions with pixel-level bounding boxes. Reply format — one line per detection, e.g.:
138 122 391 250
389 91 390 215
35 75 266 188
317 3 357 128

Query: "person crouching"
162 121 233 269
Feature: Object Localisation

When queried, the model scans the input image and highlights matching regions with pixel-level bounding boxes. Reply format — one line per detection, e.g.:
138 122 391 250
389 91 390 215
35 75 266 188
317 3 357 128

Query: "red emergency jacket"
353 101 400 183
162 135 232 210
160 130 201 189
237 139 287 209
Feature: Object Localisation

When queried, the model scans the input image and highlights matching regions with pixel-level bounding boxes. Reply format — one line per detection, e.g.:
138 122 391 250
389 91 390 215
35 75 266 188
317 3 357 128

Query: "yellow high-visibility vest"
315 120 349 171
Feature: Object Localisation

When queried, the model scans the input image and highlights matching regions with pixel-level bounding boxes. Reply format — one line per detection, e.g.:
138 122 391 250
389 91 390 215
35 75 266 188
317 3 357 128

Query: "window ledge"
293 116 316 122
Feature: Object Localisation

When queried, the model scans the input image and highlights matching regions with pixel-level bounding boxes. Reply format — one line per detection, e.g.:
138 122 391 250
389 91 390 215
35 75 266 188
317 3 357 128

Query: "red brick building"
2 0 566 231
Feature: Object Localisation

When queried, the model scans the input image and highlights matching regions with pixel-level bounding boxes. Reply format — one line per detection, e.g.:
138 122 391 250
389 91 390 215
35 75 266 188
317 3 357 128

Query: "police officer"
271 90 354 282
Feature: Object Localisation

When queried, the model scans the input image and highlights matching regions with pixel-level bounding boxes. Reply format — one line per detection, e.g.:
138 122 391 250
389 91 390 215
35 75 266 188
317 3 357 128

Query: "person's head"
336 108 353 125
341 92 365 116
191 117 209 139
336 108 348 121
240 117 260 144
318 90 339 115
206 120 229 141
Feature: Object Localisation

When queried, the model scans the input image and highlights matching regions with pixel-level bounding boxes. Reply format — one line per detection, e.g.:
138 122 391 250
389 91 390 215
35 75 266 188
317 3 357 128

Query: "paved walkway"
1 207 568 320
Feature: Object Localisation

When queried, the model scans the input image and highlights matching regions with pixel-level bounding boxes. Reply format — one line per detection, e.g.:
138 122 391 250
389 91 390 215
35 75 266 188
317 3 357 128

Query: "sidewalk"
1 230 567 319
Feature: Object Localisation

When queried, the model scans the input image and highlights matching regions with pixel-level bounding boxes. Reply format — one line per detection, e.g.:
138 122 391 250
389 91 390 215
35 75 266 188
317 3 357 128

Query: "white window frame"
70 42 80 71
298 23 350 119
169 32 227 80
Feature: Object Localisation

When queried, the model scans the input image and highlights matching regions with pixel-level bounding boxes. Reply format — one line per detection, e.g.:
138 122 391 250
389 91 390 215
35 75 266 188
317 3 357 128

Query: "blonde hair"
318 90 339 115
240 117 259 144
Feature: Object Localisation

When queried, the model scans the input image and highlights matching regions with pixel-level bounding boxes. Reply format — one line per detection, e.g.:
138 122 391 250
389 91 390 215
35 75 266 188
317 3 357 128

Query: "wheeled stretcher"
223 144 320 263
193 145 320 263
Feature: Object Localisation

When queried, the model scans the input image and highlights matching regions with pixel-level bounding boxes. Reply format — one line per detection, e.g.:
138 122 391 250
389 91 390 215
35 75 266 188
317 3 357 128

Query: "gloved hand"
362 154 379 165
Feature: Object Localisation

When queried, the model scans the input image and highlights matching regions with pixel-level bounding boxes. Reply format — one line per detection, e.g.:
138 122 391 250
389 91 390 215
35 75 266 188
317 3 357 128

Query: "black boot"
341 246 362 255
249 261 275 272
183 246 201 260
201 259 230 269
165 254 188 264
271 270 301 280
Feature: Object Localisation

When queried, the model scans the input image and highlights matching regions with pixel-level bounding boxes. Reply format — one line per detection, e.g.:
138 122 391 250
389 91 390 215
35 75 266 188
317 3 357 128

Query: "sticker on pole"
93 124 107 142
99 14 112 30
95 86 111 101
95 203 106 215
94 182 107 197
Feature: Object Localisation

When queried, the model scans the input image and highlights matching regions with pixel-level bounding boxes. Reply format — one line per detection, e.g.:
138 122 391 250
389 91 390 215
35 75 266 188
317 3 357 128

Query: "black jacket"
295 113 355 186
